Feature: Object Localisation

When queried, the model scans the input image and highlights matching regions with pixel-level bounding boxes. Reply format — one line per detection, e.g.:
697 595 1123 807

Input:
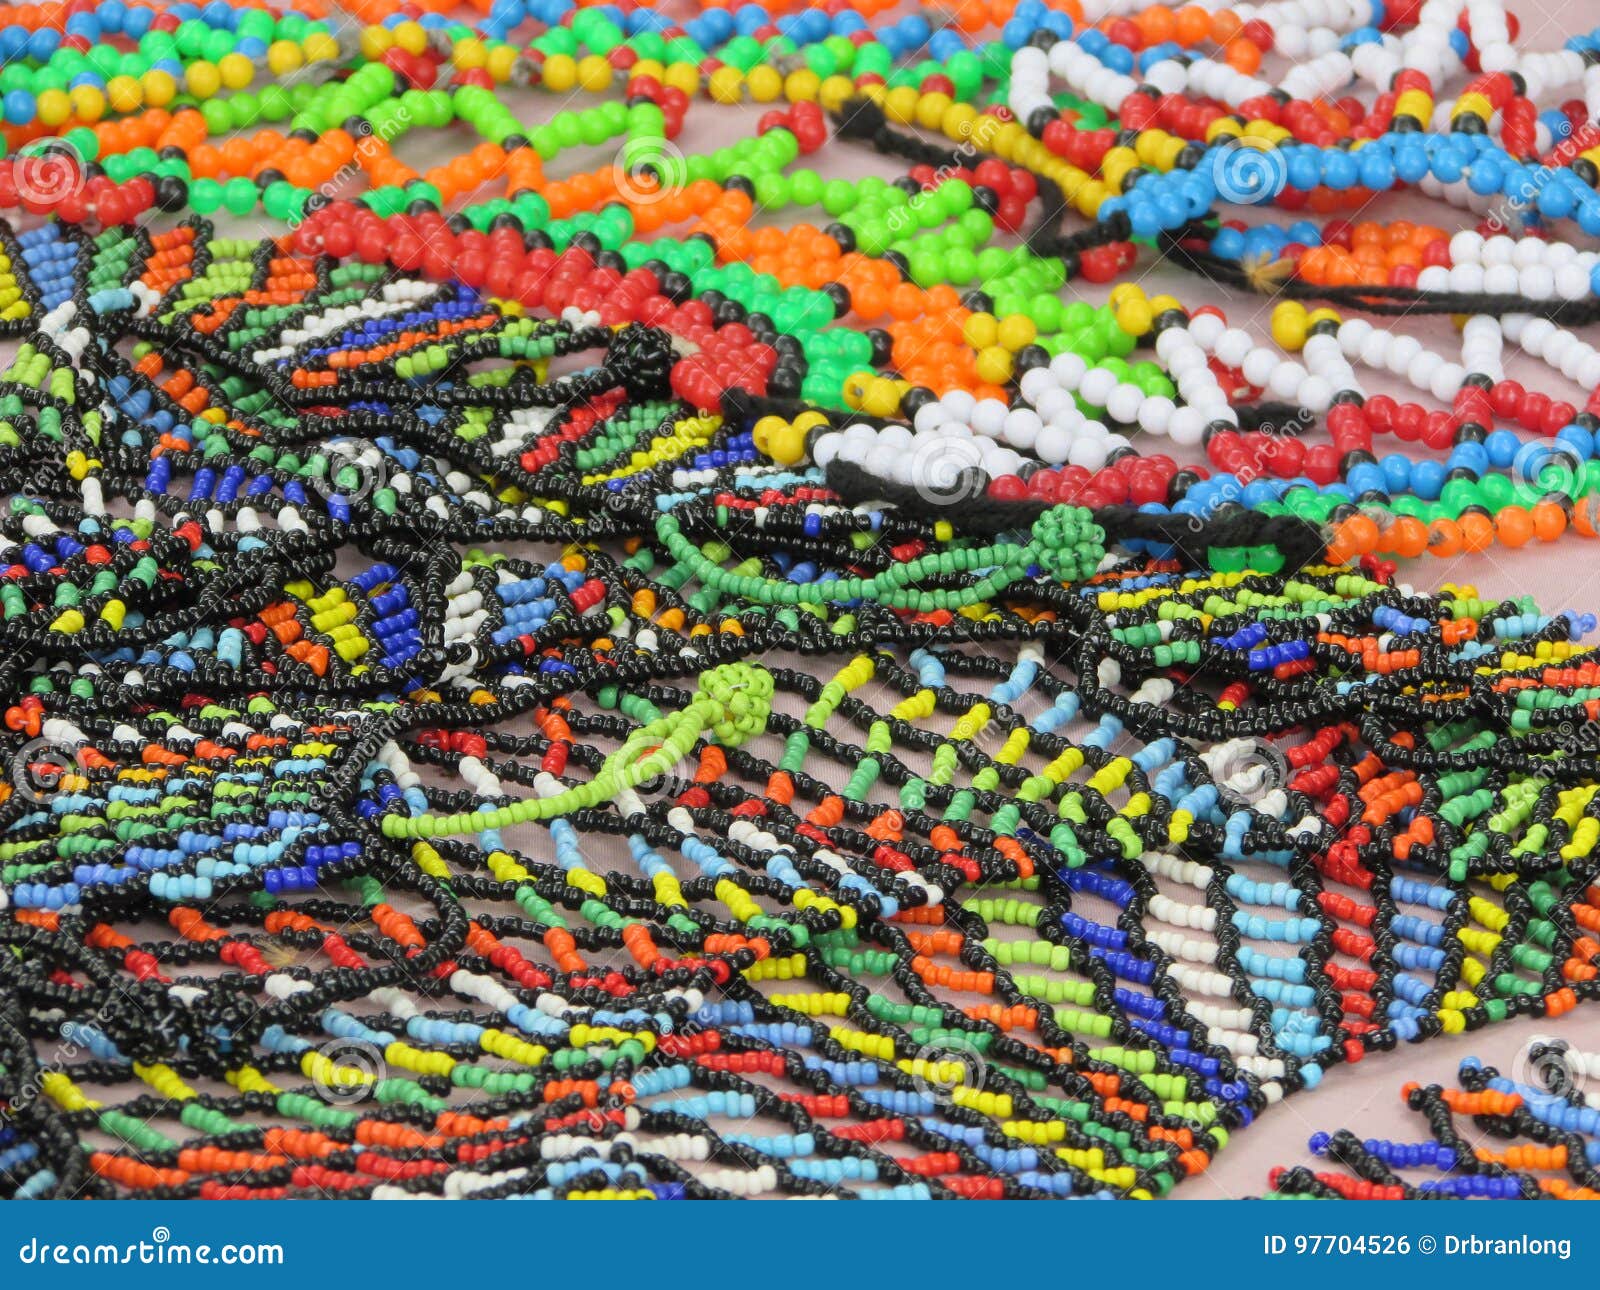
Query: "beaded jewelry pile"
5 0 1600 1202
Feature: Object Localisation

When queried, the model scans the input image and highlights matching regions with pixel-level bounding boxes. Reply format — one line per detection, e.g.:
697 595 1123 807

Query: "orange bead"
1531 502 1567 542
1338 514 1381 555
1224 38 1261 71
1210 9 1243 42
1385 516 1429 558
1495 506 1534 548
1459 511 1496 552
1174 4 1210 42
1426 517 1463 558
1137 4 1176 42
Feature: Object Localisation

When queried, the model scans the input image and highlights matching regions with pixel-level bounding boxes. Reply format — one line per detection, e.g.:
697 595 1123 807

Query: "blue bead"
1485 428 1520 468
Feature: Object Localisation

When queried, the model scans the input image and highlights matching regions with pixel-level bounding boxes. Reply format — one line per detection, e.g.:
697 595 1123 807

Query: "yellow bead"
884 85 919 123
576 54 613 91
941 102 977 140
996 314 1036 351
1307 307 1341 328
915 91 951 129
783 68 820 103
862 378 902 417
842 371 872 410
140 70 177 109
305 32 339 62
486 45 519 82
359 26 393 60
542 54 578 93
976 345 1013 384
392 21 429 55
751 416 787 456
454 37 487 70
708 66 744 104
819 74 854 113
267 39 304 76
1115 299 1153 337
963 312 999 349
1147 294 1182 315
745 64 782 102
218 52 254 91
184 60 221 98
768 421 811 466
34 89 70 128
105 75 142 114
1271 301 1308 351
663 62 701 95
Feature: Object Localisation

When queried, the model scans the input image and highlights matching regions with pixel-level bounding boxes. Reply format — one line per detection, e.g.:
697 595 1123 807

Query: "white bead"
1067 436 1108 470
1241 347 1278 388
1556 263 1591 300
1034 388 1076 424
1297 375 1333 412
1213 328 1252 367
1018 367 1054 404
1510 237 1546 270
1048 352 1088 386
1105 383 1143 423
1267 361 1307 400
1169 406 1206 445
1137 395 1176 435
971 398 1008 437
1034 425 1073 465
941 389 975 421
1186 313 1226 350
1481 235 1515 267
1482 263 1519 296
1428 363 1462 402
1078 367 1118 406
1337 318 1373 354
1520 264 1556 301
1003 407 1043 450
